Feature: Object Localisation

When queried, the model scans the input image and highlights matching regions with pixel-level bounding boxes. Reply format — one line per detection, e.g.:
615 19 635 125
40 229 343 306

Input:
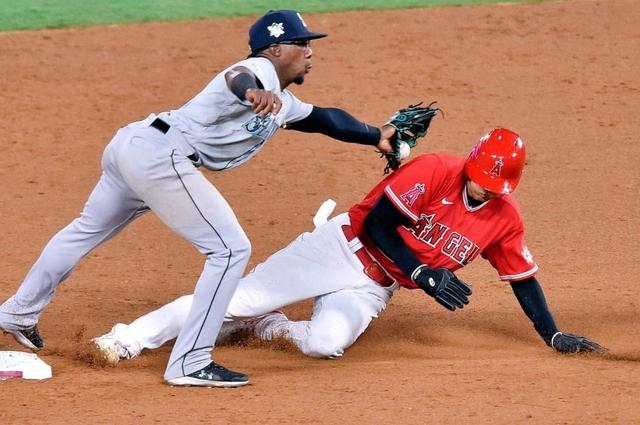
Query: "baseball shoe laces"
166 361 249 388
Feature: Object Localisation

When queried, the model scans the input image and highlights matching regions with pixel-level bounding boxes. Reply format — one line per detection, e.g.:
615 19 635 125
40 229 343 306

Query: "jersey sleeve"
482 224 538 281
279 90 313 124
241 58 312 125
382 156 440 223
243 58 279 91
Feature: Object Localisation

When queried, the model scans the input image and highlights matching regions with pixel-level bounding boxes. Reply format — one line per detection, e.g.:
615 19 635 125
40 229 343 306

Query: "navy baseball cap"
249 10 327 53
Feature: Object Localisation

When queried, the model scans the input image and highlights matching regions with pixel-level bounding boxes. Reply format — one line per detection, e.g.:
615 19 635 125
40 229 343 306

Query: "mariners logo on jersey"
399 184 425 207
267 22 285 38
243 114 278 138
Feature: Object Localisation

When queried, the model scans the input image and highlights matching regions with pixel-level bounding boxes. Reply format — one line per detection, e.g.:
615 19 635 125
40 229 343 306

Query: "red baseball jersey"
349 153 538 289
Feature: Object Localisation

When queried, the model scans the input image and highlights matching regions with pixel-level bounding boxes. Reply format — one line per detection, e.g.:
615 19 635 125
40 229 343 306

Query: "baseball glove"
383 102 441 174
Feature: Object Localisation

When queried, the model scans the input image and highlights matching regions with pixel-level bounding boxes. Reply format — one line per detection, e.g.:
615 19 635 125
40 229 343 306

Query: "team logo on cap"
267 22 285 38
296 13 308 27
489 158 504 177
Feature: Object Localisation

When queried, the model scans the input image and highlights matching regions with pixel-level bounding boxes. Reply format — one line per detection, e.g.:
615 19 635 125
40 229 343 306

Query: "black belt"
150 118 200 164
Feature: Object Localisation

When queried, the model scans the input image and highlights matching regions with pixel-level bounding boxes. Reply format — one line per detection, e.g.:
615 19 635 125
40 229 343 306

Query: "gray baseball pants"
0 117 249 380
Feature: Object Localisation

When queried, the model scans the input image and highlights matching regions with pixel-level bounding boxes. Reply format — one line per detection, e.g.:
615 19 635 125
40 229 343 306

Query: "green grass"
0 0 539 31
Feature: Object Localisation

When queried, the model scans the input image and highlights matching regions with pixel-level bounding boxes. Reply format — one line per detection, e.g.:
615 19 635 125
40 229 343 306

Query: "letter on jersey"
399 184 425 208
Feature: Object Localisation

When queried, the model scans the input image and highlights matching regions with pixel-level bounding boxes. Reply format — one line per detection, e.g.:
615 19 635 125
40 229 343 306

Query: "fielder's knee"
205 232 251 265
234 235 252 260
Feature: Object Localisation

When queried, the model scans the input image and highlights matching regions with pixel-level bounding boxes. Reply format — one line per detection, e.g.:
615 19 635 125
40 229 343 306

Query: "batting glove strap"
410 265 430 283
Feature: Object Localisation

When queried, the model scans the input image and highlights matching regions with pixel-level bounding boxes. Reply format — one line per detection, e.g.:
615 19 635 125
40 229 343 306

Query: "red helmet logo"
464 128 525 194
489 158 504 177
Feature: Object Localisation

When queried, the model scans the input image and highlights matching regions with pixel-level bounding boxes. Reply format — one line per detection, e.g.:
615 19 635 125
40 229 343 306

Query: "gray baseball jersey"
159 57 312 171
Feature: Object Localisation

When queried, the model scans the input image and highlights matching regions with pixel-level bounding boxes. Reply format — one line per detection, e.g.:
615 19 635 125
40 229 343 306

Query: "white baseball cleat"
252 311 288 340
92 324 136 365
217 311 289 344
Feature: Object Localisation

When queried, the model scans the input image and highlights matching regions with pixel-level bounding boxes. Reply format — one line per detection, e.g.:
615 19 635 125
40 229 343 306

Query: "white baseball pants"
107 213 399 359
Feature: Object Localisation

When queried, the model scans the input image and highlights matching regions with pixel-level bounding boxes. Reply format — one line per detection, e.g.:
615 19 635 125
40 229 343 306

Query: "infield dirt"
1 0 639 423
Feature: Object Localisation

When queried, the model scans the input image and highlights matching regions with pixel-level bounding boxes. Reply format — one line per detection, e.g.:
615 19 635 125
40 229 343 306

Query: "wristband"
410 265 429 283
550 331 563 348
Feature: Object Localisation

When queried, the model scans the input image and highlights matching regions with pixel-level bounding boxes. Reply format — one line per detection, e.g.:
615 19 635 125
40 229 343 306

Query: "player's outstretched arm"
284 106 394 154
363 194 471 311
510 278 606 354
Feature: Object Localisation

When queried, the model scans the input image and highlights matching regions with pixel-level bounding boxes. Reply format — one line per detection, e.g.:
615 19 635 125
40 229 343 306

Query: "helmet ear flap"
464 128 526 194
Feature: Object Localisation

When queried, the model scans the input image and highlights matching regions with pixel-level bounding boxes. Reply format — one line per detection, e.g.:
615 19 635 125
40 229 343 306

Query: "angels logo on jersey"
405 213 481 266
399 184 425 207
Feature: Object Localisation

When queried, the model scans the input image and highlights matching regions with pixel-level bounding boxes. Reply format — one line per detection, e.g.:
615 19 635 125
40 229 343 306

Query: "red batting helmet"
464 128 525 195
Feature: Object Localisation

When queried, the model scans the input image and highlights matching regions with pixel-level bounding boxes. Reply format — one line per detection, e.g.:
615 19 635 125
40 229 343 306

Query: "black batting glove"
411 265 472 311
551 332 607 354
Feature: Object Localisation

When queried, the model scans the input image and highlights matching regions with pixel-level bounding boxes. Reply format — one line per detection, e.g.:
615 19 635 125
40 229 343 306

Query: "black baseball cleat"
166 361 249 387
3 325 45 351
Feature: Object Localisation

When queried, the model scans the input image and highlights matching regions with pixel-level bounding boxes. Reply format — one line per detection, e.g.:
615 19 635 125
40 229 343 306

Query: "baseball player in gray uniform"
0 10 396 387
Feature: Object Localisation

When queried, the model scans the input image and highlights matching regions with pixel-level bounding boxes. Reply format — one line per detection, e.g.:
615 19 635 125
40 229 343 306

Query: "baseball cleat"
216 311 288 344
92 324 136 365
253 311 288 340
215 319 256 344
2 325 45 351
166 361 249 387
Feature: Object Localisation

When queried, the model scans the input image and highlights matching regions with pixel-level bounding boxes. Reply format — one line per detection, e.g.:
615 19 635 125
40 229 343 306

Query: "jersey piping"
499 264 539 281
384 185 419 221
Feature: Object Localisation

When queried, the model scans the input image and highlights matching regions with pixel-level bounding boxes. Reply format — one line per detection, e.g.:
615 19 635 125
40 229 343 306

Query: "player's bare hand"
246 89 282 117
376 125 396 154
